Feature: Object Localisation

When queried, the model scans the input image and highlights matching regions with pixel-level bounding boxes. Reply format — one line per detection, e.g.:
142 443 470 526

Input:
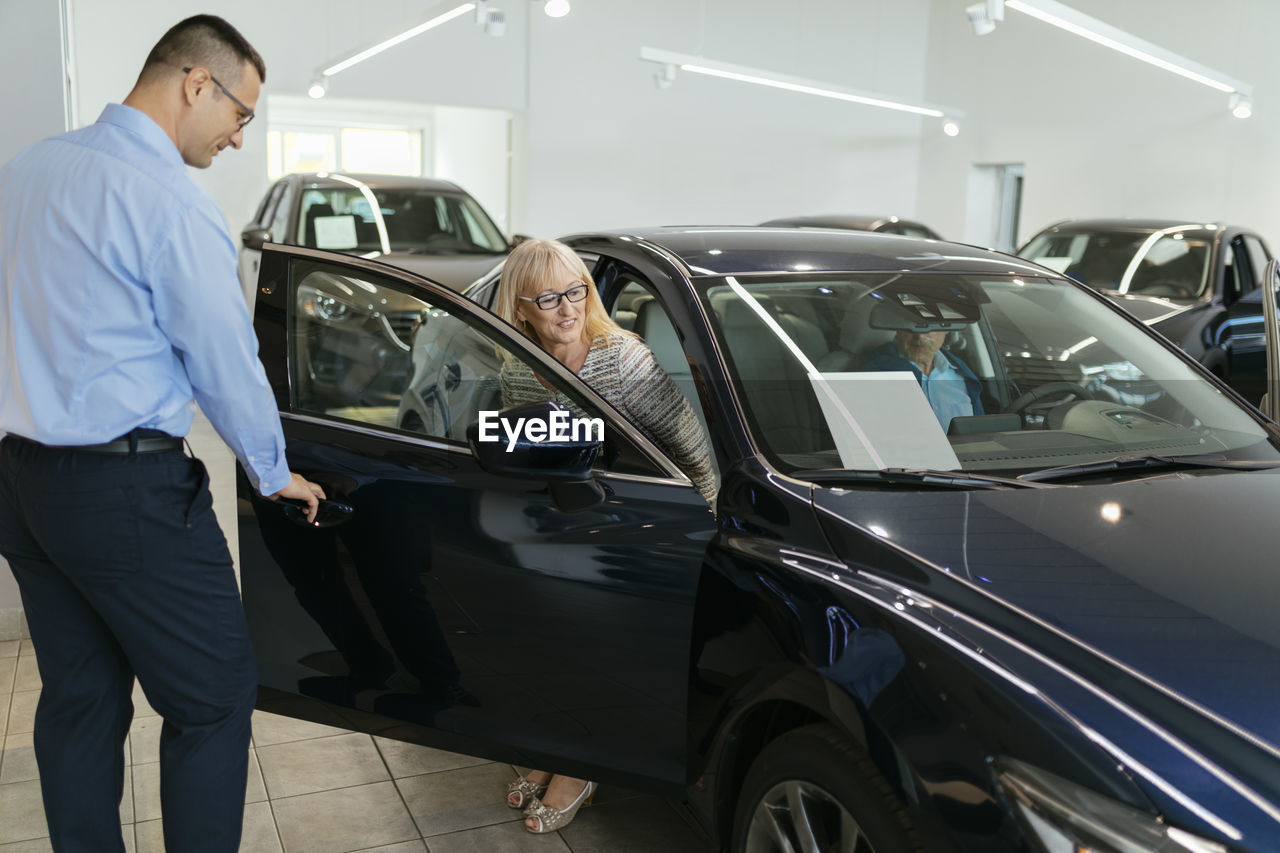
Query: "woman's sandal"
506 773 549 809
524 780 597 833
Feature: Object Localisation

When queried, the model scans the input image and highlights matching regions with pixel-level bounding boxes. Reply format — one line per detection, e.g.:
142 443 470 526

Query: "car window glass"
459 202 495 248
268 182 295 242
287 258 667 480
1127 235 1210 300
701 274 1272 475
1222 243 1243 302
255 182 284 228
606 278 719 484
1021 231 1145 285
293 186 507 255
1242 236 1268 295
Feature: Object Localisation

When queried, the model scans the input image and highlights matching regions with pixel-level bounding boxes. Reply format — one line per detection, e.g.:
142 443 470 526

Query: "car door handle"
275 497 355 528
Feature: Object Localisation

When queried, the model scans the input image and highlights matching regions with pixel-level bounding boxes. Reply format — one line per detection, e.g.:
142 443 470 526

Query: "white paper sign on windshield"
809 371 961 471
314 215 359 250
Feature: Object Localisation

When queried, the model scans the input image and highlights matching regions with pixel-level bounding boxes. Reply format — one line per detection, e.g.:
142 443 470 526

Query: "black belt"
14 432 185 454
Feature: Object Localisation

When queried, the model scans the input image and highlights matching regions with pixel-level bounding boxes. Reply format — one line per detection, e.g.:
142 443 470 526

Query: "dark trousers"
0 436 257 853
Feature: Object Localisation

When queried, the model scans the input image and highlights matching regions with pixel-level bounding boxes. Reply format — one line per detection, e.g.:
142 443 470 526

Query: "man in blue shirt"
860 330 985 431
0 16 324 853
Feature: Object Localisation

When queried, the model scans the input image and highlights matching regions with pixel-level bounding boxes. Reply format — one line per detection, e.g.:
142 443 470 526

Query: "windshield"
297 185 508 255
1020 227 1212 300
701 273 1277 477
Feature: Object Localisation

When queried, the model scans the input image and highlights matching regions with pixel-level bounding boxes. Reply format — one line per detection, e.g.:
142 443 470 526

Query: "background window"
340 128 421 176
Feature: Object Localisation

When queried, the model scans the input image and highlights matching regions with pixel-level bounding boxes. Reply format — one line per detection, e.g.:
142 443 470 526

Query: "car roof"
759 214 925 231
1032 217 1230 233
564 226 1047 277
291 172 465 193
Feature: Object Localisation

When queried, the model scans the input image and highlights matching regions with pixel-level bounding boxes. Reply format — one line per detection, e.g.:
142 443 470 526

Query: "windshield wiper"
798 468 1045 490
1018 453 1280 483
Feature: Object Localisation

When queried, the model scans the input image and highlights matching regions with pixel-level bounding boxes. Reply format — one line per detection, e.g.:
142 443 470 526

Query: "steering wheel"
1009 381 1091 413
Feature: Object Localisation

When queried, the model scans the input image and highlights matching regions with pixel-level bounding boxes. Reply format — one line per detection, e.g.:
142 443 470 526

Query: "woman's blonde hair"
495 238 629 347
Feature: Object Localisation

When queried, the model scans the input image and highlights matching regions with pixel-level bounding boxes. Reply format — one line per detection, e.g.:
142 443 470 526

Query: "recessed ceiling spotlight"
544 0 570 17
943 119 961 136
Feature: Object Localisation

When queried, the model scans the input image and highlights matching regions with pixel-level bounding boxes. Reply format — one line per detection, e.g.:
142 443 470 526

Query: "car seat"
631 299 712 446
709 292 830 456
814 294 897 371
302 203 335 247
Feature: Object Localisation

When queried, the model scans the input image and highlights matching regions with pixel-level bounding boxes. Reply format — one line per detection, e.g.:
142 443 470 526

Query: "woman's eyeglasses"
520 283 588 310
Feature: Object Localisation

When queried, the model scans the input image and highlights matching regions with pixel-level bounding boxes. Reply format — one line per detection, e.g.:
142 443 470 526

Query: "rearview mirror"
868 295 977 332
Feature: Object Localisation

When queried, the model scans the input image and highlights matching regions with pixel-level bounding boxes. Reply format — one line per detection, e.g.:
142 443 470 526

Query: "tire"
731 724 919 853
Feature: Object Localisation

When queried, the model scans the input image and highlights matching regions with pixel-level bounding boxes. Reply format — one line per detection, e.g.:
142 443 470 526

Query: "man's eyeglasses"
183 66 255 129
519 283 589 311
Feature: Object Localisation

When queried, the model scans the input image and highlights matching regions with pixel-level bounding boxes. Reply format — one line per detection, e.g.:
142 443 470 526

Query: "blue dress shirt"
0 104 291 495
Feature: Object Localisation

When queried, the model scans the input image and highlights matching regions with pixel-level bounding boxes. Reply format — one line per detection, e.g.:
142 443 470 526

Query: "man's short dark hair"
139 15 265 87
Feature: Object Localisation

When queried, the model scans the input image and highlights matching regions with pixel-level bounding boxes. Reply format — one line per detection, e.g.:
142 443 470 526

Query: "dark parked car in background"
242 227 1280 852
760 213 943 240
1019 218 1275 404
238 172 516 298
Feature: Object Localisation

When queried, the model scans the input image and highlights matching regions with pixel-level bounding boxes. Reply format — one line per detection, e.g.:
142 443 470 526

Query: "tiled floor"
0 639 709 852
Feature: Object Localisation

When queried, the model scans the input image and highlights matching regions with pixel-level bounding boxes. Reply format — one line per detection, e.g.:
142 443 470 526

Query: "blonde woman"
494 238 716 504
494 238 715 832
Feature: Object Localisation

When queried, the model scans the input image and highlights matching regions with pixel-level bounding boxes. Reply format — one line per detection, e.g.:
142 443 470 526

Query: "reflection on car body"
760 213 943 241
1020 217 1276 405
241 227 1280 852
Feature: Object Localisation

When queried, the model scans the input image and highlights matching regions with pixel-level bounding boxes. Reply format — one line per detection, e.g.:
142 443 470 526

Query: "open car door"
238 244 714 794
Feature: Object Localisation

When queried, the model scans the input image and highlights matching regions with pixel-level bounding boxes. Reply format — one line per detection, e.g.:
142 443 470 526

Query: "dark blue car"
241 227 1280 852
1020 218 1276 406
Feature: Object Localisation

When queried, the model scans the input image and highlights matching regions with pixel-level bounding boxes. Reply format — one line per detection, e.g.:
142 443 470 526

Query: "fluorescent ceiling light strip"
322 3 475 77
681 64 943 117
1005 0 1249 96
640 46 963 120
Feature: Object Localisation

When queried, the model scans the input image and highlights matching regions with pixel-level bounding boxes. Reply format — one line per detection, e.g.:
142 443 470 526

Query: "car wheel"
732 724 919 853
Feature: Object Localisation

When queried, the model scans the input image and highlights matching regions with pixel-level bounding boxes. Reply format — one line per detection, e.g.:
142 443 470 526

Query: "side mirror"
241 226 272 250
465 401 602 483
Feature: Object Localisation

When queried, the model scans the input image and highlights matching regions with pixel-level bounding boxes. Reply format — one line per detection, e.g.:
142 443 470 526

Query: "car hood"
365 251 506 291
1097 290 1197 325
813 468 1280 751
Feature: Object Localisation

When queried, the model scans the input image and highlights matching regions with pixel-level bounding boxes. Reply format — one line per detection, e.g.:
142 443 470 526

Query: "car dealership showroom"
5 0 1280 851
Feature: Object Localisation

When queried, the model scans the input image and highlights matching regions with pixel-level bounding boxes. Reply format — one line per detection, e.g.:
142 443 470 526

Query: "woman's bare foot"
506 769 552 808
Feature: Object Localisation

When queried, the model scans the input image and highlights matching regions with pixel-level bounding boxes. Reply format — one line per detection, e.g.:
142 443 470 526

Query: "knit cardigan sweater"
499 332 716 503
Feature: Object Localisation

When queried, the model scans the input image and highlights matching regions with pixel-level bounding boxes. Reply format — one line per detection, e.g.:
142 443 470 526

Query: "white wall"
519 0 933 237
63 0 933 238
0 0 67 162
434 105 514 232
0 0 69 630
918 0 1280 248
